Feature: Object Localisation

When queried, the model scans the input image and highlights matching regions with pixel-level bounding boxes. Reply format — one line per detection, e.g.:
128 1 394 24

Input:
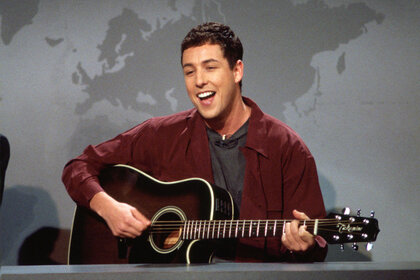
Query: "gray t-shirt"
206 121 248 215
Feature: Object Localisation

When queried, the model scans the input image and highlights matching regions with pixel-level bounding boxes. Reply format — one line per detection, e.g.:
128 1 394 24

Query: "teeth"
198 91 215 99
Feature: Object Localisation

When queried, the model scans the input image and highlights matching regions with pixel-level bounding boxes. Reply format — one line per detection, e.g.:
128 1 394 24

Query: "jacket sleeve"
62 121 153 208
280 139 328 262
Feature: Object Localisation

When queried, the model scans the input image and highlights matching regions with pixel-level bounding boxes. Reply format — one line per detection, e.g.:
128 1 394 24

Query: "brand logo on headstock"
337 223 363 233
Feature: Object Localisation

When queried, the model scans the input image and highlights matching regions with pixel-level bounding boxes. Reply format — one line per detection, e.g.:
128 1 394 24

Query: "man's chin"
200 111 227 128
200 112 218 121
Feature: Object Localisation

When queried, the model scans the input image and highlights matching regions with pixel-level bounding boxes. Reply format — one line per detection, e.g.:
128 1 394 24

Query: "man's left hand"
281 209 315 252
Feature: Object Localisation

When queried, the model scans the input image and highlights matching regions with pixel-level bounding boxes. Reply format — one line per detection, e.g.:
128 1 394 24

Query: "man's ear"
233 60 244 84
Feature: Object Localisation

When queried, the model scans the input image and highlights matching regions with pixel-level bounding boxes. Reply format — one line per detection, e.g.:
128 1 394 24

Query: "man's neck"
205 99 251 138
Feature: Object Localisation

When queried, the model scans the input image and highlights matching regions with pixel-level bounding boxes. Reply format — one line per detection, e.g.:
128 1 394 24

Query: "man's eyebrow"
202 58 219 64
182 63 193 69
182 58 220 68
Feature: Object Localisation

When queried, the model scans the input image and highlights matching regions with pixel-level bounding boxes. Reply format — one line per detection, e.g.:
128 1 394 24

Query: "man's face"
182 43 243 123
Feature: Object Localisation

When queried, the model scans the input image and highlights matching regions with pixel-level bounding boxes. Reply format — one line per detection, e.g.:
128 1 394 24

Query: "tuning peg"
340 244 345 251
357 209 361 217
342 207 351 215
366 242 373 251
352 242 359 251
370 211 375 218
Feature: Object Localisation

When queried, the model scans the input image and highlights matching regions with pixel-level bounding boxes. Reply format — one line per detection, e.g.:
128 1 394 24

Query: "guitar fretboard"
151 219 321 240
182 220 320 240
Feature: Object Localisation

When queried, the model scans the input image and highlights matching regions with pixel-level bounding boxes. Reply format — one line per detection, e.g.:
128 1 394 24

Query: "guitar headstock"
318 209 380 250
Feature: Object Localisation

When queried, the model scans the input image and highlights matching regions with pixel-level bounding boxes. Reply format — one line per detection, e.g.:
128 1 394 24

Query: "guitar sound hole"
151 212 182 250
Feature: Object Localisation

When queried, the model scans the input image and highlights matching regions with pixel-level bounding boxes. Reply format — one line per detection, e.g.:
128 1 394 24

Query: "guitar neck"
151 214 379 245
178 219 318 240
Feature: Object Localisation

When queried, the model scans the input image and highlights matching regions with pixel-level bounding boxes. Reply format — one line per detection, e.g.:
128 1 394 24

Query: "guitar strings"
150 219 365 227
147 219 369 237
151 219 351 224
149 220 367 227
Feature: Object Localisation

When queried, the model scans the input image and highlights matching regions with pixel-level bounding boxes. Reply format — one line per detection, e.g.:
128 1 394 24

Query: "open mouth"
197 91 216 100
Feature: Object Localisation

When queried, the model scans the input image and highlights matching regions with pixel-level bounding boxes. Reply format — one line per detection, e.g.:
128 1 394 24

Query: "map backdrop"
0 0 419 264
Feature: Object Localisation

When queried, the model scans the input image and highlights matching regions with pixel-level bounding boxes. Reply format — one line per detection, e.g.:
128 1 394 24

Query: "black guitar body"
69 165 234 264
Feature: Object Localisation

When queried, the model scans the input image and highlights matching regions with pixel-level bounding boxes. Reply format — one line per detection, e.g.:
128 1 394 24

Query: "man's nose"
195 70 207 87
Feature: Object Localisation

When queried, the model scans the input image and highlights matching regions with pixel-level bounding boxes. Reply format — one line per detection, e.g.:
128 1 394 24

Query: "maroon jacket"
62 97 327 262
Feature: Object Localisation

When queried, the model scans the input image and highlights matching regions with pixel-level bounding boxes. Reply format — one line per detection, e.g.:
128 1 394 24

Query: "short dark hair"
181 22 243 70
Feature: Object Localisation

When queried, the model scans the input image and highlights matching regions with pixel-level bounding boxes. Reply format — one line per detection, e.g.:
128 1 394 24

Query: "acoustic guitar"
68 164 380 264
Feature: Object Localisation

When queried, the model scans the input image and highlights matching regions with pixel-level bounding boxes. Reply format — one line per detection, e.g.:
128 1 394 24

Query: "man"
63 22 327 262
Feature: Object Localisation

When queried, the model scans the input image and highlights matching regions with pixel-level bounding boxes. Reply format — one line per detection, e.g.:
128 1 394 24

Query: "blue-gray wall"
0 0 419 265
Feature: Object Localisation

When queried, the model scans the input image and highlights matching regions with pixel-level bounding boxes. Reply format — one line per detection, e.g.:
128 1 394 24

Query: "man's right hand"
89 191 151 238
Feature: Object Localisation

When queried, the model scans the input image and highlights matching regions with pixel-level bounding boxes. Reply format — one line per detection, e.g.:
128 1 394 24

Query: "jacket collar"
242 97 269 159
